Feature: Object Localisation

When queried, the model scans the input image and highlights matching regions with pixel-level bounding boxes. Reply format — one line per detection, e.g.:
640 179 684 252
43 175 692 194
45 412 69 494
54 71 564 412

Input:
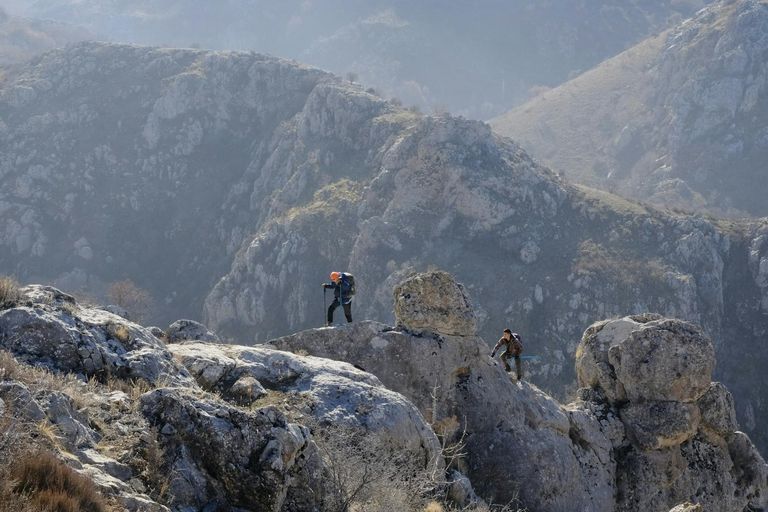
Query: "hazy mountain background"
0 0 709 118
492 0 768 217
0 5 86 65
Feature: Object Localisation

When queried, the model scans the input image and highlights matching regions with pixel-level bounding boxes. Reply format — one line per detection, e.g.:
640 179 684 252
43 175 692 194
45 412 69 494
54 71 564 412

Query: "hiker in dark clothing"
323 271 354 325
491 328 523 380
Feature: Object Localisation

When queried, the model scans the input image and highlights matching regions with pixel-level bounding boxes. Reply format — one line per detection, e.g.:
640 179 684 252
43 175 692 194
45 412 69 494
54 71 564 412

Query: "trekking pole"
323 287 327 326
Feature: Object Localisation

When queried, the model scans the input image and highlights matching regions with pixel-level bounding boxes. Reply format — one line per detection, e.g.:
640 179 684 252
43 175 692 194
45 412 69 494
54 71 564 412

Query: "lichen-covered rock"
166 319 220 343
576 315 715 403
393 270 477 336
268 319 615 511
140 388 325 512
698 382 739 435
0 285 194 387
169 342 442 470
619 401 700 450
669 504 702 512
726 431 768 509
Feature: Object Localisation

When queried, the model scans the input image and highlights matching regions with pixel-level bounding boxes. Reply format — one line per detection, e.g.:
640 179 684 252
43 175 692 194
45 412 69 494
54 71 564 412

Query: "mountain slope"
2 42 768 457
491 0 768 217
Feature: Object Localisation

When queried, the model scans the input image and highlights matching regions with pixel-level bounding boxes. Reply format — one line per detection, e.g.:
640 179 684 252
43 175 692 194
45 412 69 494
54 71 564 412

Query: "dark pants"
327 299 352 324
501 351 523 380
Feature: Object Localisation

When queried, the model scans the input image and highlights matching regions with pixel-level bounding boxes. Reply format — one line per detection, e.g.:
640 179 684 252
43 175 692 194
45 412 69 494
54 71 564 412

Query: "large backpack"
510 333 523 356
341 272 356 296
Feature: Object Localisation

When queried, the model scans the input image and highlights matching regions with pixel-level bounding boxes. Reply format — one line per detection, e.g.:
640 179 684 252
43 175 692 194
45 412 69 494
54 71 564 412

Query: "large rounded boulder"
576 315 715 404
393 270 477 336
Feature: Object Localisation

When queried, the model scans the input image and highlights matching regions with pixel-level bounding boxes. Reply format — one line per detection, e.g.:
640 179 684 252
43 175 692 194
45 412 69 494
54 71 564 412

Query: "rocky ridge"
270 271 768 511
2 41 768 457
1 272 765 511
0 283 445 511
492 0 768 217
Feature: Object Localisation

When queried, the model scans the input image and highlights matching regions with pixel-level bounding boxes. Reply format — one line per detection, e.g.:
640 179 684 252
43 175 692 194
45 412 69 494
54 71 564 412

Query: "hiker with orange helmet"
322 271 356 325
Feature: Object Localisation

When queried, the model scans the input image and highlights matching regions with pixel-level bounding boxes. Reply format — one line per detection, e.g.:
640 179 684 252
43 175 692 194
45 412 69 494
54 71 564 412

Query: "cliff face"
2 42 768 456
1 274 765 511
492 0 768 217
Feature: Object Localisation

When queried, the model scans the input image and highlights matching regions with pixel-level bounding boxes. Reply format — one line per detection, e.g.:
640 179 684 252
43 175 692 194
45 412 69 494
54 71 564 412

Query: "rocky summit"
2 41 768 457
1 272 764 511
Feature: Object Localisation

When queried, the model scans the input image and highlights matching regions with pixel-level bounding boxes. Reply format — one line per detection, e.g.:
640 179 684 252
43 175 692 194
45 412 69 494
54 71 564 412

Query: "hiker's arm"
322 283 334 289
490 339 503 357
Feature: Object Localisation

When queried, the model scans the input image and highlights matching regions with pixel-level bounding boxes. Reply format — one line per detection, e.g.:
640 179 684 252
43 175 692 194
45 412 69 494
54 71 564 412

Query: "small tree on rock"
108 279 152 322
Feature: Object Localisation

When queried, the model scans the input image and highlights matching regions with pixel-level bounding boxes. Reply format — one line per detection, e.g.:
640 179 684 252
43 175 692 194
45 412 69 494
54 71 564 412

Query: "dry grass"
0 275 20 308
10 451 109 512
106 322 131 344
0 350 172 507
573 240 670 291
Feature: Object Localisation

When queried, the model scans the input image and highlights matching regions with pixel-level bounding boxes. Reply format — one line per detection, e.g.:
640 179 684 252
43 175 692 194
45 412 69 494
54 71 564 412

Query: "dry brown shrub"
107 279 152 321
11 451 108 512
0 275 20 308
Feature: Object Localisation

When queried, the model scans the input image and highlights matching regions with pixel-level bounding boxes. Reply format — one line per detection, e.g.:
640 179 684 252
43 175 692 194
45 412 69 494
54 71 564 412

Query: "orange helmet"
330 271 341 282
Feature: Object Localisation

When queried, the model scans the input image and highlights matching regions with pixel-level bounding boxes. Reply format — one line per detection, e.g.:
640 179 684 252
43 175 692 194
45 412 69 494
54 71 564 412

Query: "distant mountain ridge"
491 0 768 217
3 0 710 119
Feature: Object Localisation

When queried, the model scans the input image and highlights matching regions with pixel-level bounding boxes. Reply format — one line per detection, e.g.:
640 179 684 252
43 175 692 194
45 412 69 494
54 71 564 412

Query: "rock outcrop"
165 318 220 343
140 388 325 511
0 283 445 511
270 271 768 512
393 270 477 336
0 285 193 387
168 341 443 471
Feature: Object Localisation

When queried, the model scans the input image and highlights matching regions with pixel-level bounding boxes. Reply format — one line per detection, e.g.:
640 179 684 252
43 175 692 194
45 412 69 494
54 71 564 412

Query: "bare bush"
312 424 433 512
0 275 20 308
107 279 152 322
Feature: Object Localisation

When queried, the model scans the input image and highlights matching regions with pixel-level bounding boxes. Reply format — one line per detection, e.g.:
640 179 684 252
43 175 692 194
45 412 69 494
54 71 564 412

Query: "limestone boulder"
0 285 194 387
393 271 477 336
726 432 768 509
169 342 442 471
576 315 714 403
140 388 325 512
166 319 220 343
